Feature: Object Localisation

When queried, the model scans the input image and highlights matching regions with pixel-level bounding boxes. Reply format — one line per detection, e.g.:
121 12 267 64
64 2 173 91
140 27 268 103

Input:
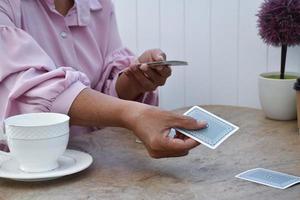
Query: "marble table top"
1 105 300 200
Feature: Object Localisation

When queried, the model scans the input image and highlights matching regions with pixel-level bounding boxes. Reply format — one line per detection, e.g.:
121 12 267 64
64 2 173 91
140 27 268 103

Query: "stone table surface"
1 105 300 200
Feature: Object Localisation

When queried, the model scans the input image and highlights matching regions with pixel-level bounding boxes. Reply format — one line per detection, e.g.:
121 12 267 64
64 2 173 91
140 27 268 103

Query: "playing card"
175 106 239 149
236 168 300 189
146 60 188 67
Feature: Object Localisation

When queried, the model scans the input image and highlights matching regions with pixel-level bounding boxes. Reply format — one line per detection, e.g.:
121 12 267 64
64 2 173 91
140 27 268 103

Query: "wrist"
120 101 149 130
116 73 144 100
134 58 141 64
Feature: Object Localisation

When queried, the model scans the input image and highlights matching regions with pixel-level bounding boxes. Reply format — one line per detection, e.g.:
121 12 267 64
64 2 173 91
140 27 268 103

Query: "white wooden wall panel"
159 0 186 110
135 0 163 108
114 0 300 109
210 0 239 105
136 0 160 55
268 45 300 73
267 47 281 72
185 0 211 106
238 0 267 108
286 46 300 73
114 0 137 53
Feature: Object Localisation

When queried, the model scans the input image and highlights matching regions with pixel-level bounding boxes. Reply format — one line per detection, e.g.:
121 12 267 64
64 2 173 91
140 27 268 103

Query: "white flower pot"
258 72 299 120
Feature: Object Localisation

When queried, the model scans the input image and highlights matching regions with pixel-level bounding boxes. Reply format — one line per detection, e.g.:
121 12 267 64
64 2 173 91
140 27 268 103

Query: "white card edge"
235 168 263 178
236 175 286 189
185 106 239 129
178 106 239 149
235 168 300 190
175 129 216 149
176 127 239 149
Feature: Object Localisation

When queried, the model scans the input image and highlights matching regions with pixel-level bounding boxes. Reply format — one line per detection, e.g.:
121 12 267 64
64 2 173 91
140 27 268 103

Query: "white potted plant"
257 0 300 120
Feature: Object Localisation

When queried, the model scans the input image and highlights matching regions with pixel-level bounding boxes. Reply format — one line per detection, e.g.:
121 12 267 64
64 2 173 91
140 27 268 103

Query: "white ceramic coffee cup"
0 113 69 173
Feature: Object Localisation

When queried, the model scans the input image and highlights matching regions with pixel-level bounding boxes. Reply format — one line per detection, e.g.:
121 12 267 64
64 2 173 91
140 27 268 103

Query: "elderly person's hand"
70 89 205 159
116 49 172 100
129 105 206 158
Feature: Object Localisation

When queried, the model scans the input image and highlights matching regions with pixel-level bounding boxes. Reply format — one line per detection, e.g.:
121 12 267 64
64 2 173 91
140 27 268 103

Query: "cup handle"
0 126 10 156
0 126 6 141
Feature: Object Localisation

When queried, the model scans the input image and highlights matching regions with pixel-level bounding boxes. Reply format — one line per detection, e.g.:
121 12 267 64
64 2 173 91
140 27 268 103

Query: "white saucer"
0 149 93 182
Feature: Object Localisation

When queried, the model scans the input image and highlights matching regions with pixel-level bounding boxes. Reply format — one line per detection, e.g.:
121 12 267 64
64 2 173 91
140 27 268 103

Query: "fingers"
155 66 172 77
149 50 171 76
148 134 199 159
171 115 207 130
140 63 171 78
123 63 141 75
160 52 167 60
139 49 166 63
174 132 185 139
164 135 200 151
140 64 166 86
137 49 171 83
149 150 189 159
140 63 171 85
126 64 157 91
162 131 199 152
127 64 169 91
151 49 166 61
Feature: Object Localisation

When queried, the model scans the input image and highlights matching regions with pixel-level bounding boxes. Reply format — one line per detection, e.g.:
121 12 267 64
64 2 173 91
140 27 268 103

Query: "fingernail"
140 64 148 71
158 55 164 61
157 66 163 70
135 63 142 68
124 70 129 75
198 121 208 127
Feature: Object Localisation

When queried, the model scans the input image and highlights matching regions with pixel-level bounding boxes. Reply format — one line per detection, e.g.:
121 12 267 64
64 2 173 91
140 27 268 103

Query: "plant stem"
280 44 287 79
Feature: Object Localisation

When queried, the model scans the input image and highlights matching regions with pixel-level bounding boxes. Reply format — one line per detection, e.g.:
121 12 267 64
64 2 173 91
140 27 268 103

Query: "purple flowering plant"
257 0 300 79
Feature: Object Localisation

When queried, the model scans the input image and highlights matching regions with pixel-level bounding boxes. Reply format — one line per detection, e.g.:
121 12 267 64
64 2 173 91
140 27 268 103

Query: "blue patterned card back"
176 106 239 149
236 168 300 189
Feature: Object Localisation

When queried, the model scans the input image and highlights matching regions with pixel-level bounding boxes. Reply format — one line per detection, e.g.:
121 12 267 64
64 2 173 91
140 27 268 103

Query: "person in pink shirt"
0 0 205 158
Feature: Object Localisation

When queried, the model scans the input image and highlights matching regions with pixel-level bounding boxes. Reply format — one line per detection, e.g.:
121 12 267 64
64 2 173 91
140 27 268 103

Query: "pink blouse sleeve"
0 5 90 120
95 3 158 106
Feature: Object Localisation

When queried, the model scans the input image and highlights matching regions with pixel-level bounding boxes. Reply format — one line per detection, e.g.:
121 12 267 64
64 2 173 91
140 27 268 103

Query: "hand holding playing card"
116 49 172 100
128 49 172 90
128 105 207 158
176 106 239 149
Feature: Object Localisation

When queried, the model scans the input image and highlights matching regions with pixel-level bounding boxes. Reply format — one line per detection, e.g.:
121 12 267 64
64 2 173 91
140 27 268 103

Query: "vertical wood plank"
113 0 138 53
159 0 186 110
267 47 281 72
136 0 160 55
185 0 211 106
268 46 300 73
286 46 300 73
114 0 300 109
210 0 239 105
238 0 267 108
136 0 163 108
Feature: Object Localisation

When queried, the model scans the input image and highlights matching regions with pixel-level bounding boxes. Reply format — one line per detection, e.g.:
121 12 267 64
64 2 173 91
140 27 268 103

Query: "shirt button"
60 31 67 39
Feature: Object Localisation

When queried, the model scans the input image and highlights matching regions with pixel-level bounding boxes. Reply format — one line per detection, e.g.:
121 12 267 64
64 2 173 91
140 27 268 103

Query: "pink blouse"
0 0 158 141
